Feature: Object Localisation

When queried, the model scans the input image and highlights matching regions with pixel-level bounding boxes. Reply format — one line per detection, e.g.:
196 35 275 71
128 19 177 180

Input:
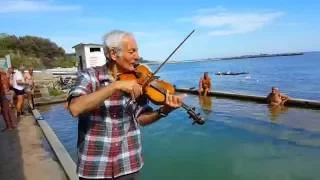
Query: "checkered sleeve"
67 71 94 105
134 95 153 118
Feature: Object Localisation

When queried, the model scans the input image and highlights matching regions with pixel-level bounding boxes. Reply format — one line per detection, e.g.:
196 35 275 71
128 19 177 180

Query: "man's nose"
135 52 140 60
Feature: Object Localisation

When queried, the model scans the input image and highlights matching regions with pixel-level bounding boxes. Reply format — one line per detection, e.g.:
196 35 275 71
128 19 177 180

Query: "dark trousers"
79 171 140 180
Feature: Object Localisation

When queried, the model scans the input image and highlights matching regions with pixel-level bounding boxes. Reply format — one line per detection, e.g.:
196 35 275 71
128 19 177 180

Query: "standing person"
13 66 26 117
67 30 184 180
24 67 35 110
7 67 14 88
0 68 16 131
6 67 15 107
198 72 212 96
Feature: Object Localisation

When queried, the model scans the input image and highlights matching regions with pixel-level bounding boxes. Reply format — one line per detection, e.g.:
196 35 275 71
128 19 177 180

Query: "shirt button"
115 143 119 146
112 115 116 118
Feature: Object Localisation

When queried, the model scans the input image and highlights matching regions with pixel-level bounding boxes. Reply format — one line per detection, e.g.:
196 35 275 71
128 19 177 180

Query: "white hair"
103 30 133 59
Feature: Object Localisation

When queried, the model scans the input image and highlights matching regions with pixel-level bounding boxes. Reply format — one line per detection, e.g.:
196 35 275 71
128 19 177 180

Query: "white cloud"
181 8 284 36
0 0 81 13
73 17 112 25
133 31 147 36
195 6 227 14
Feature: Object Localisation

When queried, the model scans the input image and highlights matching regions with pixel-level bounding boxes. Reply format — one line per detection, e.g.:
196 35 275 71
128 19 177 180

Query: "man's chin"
128 66 136 72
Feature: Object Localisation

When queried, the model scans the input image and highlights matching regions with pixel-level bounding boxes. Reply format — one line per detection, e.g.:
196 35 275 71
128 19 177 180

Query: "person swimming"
266 87 290 106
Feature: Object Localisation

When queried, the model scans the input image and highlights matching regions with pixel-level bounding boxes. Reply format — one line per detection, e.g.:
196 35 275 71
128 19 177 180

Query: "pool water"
40 94 320 180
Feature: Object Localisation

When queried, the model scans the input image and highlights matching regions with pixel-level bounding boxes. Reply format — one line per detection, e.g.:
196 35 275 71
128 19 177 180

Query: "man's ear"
109 48 118 61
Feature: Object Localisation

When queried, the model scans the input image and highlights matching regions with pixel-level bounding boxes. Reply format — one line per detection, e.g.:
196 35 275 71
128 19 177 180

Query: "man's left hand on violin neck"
162 90 184 112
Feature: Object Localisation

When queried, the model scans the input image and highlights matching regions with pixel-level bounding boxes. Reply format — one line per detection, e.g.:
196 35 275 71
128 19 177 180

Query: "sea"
40 52 320 180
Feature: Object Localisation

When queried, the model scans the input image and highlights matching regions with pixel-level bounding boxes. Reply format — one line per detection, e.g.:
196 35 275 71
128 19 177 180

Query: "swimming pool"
40 94 320 180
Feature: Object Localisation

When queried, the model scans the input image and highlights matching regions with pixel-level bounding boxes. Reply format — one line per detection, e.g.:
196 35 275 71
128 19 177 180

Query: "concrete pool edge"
176 88 320 109
31 108 78 180
32 89 320 110
34 98 67 106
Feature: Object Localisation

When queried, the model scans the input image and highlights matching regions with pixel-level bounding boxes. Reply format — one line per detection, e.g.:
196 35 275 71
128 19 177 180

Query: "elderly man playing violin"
67 30 183 180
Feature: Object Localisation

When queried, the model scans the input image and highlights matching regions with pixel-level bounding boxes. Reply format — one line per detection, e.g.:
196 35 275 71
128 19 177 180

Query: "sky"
0 0 319 61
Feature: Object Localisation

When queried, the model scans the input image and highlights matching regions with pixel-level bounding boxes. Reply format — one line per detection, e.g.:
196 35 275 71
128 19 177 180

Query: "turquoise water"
40 52 320 180
141 97 320 180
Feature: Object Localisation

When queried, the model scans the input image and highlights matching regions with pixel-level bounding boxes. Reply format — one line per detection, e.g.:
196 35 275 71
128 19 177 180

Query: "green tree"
0 33 75 69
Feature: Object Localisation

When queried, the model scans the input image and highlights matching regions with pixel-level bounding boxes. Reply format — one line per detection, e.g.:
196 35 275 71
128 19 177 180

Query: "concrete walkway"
0 114 67 180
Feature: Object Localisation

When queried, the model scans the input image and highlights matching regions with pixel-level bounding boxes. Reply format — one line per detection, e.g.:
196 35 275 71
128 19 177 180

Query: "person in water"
67 30 183 180
268 104 289 122
198 72 212 96
266 87 290 106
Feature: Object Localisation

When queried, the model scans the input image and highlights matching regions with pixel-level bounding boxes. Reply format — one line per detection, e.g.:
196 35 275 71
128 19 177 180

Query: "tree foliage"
0 33 75 69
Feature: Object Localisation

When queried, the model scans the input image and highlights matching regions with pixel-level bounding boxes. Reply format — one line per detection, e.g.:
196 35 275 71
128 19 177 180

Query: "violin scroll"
183 104 205 125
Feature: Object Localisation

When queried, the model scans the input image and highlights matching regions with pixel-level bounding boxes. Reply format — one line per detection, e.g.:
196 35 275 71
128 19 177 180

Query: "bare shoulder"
266 93 272 98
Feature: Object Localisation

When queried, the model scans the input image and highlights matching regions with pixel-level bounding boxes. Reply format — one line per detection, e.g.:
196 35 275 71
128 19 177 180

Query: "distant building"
0 54 11 70
72 43 106 71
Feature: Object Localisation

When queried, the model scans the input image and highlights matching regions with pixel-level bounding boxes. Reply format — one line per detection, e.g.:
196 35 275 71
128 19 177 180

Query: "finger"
172 96 180 108
179 95 185 104
166 90 169 103
131 83 138 96
139 86 143 95
168 94 173 105
172 95 177 105
136 87 142 97
174 96 182 108
178 96 183 106
176 96 182 106
170 97 177 108
131 91 135 101
132 85 138 98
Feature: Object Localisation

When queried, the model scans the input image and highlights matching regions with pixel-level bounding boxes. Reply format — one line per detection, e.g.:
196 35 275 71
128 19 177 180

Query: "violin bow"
143 29 195 85
139 29 205 125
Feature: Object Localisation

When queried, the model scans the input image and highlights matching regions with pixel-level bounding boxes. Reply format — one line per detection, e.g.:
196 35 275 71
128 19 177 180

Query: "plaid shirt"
68 64 152 179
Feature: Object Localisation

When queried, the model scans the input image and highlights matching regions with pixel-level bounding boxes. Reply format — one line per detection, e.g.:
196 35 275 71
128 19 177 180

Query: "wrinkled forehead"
122 35 138 50
272 88 279 92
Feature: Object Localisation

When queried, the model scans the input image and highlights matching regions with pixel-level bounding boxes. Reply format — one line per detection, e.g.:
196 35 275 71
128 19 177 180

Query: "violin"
118 30 205 125
118 64 204 125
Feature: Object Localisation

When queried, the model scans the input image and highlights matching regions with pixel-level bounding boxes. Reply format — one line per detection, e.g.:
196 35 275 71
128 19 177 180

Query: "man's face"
271 88 279 95
113 36 140 73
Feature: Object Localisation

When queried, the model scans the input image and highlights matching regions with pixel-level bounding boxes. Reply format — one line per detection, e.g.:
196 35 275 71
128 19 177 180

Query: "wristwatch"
157 107 168 118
